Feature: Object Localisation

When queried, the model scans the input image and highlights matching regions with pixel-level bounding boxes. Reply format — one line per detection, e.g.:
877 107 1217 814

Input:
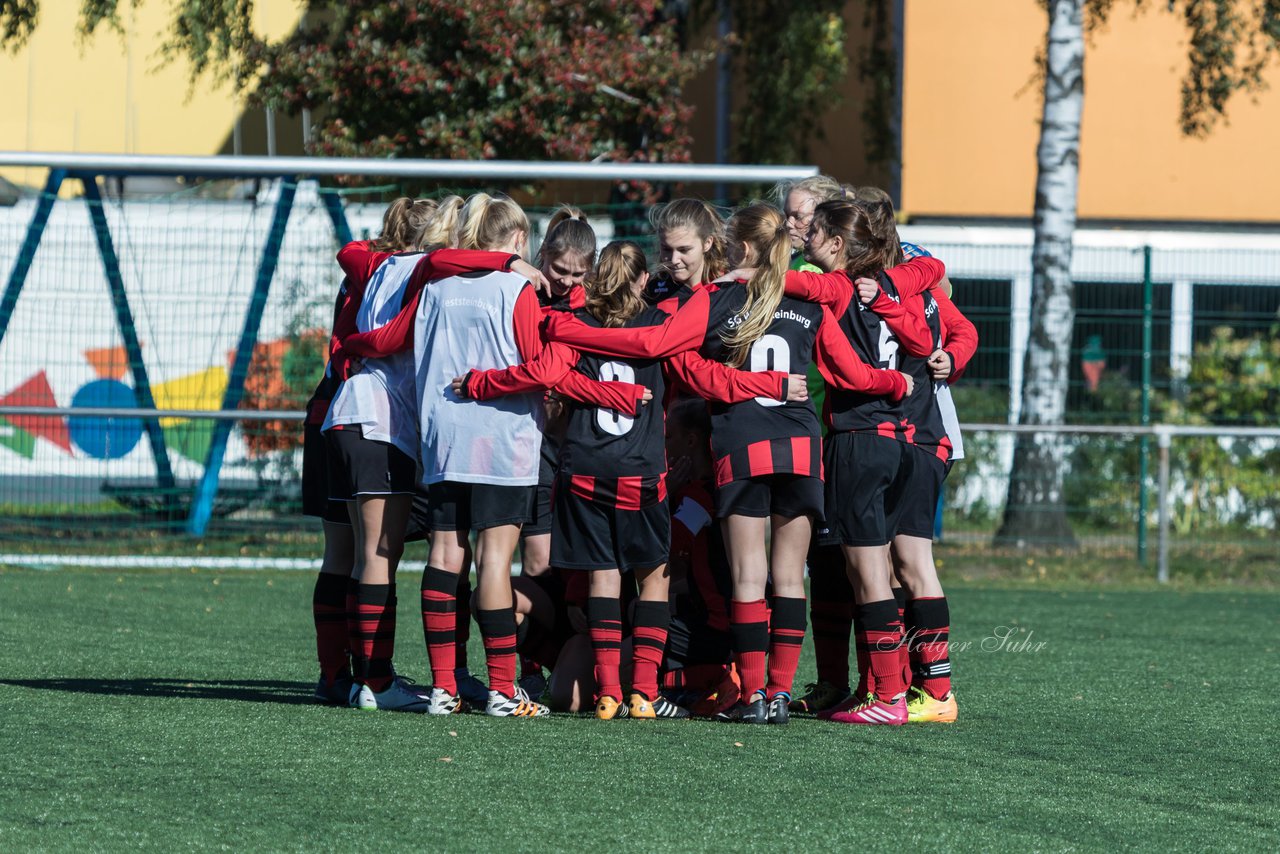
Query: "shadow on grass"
0 677 317 705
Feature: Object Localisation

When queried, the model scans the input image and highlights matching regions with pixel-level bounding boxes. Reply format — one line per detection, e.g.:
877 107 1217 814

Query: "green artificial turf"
1 568 1277 852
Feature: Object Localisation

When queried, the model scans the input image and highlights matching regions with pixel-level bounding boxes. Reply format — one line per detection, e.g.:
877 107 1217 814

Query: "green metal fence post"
186 179 297 536
0 169 66 349
1137 245 1154 563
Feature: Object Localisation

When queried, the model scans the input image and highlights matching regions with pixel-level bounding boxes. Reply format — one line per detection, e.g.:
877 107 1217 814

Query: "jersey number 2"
597 361 636 435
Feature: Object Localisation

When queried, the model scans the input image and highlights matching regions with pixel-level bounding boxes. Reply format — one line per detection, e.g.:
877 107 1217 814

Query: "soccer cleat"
595 695 630 720
716 693 768 724
628 693 690 719
790 680 851 714
816 692 863 721
828 693 907 726
455 670 489 709
906 686 958 723
427 687 465 715
767 693 791 725
486 689 550 718
313 671 355 706
349 677 433 713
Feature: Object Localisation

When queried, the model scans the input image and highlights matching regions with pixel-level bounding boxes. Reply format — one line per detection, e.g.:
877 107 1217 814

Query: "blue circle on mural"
70 380 144 459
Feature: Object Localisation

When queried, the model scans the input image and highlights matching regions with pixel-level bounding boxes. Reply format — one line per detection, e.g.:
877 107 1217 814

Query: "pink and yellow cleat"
906 686 958 723
828 693 907 726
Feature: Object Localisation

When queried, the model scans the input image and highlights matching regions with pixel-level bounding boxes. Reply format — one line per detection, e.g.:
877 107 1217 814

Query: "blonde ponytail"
720 204 791 368
417 195 464 250
584 241 647 328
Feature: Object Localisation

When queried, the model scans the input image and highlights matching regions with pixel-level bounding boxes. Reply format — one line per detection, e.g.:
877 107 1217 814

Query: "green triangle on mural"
0 416 36 459
163 419 215 463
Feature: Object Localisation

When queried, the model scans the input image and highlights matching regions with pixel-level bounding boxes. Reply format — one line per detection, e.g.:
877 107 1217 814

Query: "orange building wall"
901 0 1280 222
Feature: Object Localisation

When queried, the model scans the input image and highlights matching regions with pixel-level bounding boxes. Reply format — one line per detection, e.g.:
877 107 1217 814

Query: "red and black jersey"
669 479 732 633
558 306 671 510
822 270 915 438
643 274 697 313
699 284 824 485
896 290 953 459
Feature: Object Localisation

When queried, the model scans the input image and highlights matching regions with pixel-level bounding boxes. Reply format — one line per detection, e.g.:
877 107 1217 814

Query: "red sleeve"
664 350 786 404
512 284 545 363
421 248 518 278
542 288 711 359
783 269 854 315
869 291 936 358
554 370 648 416
342 300 417 358
882 257 946 300
812 308 908 400
466 340 578 399
935 289 978 383
336 240 374 281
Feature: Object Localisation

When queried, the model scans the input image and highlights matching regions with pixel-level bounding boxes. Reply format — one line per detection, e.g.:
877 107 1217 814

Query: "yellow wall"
0 2 301 187
902 0 1280 222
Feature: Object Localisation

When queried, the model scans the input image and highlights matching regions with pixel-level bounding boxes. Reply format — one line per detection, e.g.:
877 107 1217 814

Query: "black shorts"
523 483 554 537
896 449 949 540
715 473 825 519
325 427 417 501
427 481 535 532
824 432 914 547
302 421 349 524
665 613 732 669
404 489 433 542
550 490 670 573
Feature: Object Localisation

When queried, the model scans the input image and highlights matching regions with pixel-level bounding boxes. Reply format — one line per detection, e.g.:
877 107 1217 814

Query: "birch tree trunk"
996 0 1083 547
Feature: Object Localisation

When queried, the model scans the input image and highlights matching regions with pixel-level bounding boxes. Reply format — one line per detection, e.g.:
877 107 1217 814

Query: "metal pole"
0 151 820 184
80 174 179 502
318 183 354 246
0 169 65 349
186 179 297 536
714 0 732 204
1137 245 1153 562
1156 428 1171 583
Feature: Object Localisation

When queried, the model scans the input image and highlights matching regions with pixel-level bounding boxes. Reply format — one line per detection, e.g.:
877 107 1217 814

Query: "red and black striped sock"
354 583 396 693
857 598 906 702
475 607 518 699
312 572 350 684
809 559 854 689
766 596 807 698
893 585 910 693
906 596 952 699
730 599 770 701
587 596 623 702
420 566 457 694
631 600 670 701
455 572 472 672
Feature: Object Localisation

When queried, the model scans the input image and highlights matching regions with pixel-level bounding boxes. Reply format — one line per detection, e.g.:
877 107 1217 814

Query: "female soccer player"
304 197 428 705
850 190 977 724
644 198 728 309
321 198 458 712
521 207 598 581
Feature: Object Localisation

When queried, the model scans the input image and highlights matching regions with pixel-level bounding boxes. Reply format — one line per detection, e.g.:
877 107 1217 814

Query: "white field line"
0 554 526 573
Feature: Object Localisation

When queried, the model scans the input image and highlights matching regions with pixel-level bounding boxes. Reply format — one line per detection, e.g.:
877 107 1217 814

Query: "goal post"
0 151 819 536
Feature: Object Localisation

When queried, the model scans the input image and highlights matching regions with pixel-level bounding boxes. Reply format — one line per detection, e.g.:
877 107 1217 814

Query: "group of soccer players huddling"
302 174 975 725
